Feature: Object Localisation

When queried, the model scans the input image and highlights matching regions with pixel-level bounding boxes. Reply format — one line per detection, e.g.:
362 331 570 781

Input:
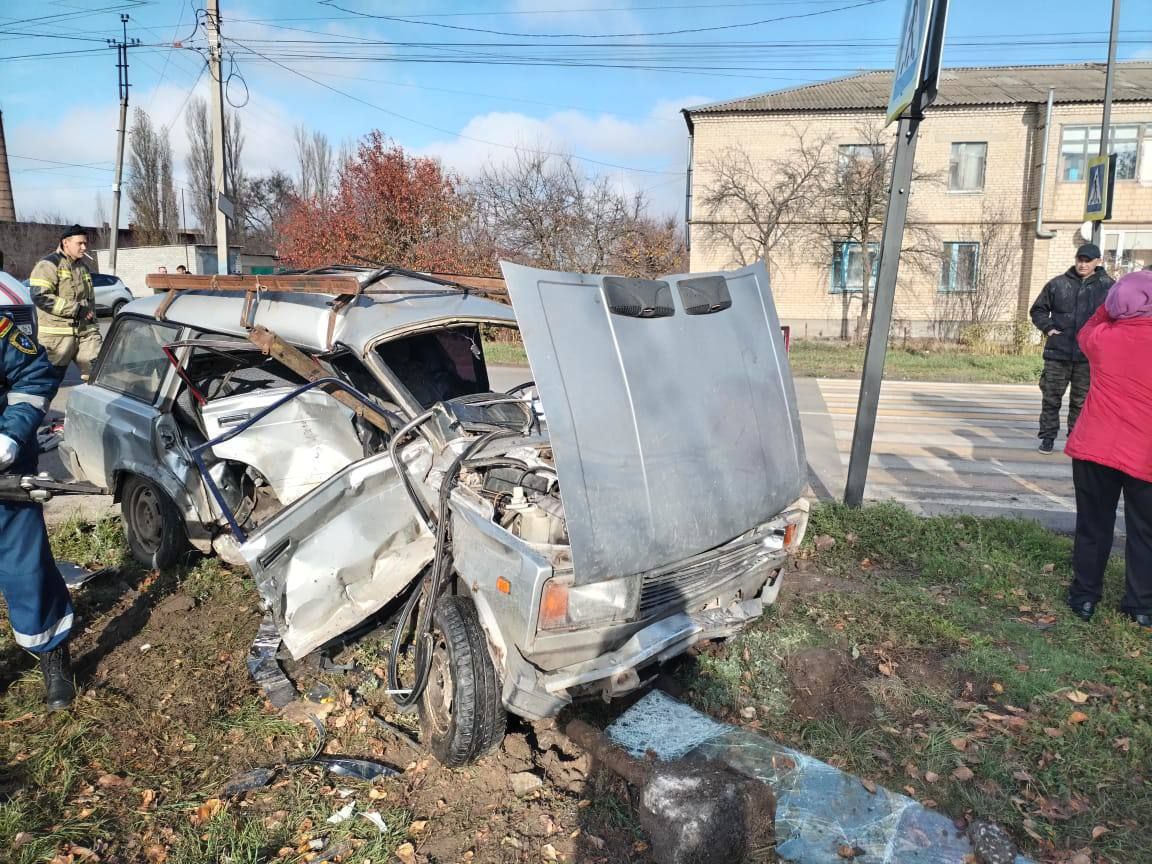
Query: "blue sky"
2 0 1149 228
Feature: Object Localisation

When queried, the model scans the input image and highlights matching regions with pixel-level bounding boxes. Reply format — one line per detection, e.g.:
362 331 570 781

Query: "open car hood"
501 260 806 585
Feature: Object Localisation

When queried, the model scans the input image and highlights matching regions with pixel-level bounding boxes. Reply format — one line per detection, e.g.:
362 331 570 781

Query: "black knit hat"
60 224 88 242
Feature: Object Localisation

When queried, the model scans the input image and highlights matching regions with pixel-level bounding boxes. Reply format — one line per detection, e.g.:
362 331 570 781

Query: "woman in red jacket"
1064 269 1152 628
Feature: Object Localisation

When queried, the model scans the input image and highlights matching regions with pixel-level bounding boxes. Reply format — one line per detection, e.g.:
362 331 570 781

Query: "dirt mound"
783 647 875 726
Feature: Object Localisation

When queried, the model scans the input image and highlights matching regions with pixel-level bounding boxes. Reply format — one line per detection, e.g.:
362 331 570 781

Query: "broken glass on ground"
247 613 298 708
606 691 1033 864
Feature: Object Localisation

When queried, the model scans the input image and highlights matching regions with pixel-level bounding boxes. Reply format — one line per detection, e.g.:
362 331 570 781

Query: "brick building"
682 63 1152 339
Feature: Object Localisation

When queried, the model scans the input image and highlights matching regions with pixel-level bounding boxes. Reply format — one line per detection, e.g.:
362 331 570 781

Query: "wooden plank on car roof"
144 273 364 294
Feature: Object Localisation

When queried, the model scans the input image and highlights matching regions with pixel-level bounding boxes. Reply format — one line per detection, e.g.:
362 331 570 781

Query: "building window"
1103 230 1152 275
949 142 987 191
1060 125 1141 181
838 144 882 174
940 242 980 293
831 241 880 293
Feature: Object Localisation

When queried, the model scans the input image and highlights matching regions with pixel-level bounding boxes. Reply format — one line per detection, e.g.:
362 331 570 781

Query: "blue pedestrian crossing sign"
1083 154 1115 222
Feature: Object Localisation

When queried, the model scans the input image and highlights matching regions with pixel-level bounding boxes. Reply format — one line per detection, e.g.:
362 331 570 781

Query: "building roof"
685 62 1152 115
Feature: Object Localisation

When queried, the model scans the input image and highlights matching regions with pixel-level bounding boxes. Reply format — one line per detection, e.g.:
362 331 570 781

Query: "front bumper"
543 595 765 694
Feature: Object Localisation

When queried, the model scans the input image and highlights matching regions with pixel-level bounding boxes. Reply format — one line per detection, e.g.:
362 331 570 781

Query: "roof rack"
143 268 507 349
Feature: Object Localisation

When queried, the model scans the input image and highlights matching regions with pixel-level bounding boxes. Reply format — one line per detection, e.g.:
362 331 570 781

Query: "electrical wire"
318 0 889 39
224 35 682 176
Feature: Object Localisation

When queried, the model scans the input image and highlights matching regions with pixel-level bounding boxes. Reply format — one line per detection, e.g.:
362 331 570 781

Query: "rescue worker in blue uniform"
0 312 75 710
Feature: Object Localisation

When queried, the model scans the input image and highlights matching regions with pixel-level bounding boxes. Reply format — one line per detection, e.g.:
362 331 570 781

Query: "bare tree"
473 148 651 274
294 125 334 203
243 170 295 252
127 107 178 245
805 122 939 341
185 97 247 243
697 131 829 269
933 203 1021 341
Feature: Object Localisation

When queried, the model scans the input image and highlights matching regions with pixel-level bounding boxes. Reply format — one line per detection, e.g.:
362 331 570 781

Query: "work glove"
73 303 94 325
0 434 19 470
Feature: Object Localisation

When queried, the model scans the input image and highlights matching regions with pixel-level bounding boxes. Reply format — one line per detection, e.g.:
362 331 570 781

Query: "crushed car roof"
127 269 518 354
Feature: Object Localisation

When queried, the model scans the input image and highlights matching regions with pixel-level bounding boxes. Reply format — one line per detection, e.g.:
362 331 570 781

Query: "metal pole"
207 0 230 274
1091 0 1120 249
844 114 922 507
107 14 137 275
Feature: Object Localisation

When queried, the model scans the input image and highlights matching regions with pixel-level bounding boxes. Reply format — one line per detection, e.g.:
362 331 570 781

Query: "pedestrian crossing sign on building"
1083 154 1115 222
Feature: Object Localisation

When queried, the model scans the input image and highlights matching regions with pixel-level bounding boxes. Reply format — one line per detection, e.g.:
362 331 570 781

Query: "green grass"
788 339 1044 383
483 337 528 366
679 503 1152 863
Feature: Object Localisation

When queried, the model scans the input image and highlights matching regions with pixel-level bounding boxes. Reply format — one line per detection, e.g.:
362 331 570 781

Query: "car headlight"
538 574 640 632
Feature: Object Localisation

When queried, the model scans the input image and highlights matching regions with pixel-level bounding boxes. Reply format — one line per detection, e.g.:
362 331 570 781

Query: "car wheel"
418 594 506 767
121 475 189 569
111 299 127 317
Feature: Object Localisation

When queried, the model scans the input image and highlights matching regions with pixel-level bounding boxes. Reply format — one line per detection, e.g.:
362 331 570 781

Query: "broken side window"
375 326 491 409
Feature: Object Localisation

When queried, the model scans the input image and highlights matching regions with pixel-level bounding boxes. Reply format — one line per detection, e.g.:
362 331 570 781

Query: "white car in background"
91 273 135 316
19 272 134 318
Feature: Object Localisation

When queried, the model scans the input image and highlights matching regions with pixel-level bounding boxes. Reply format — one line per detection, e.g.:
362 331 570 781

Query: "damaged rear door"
502 260 806 585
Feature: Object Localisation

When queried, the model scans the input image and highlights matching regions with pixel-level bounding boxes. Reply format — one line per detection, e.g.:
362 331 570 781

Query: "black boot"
39 644 76 711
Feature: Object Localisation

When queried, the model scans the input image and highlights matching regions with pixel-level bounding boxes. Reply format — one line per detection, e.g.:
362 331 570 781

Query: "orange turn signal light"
783 523 798 549
496 576 511 595
539 581 570 629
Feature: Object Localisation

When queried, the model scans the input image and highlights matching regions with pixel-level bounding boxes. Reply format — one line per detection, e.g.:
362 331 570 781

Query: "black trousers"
1070 459 1152 616
1039 359 1090 440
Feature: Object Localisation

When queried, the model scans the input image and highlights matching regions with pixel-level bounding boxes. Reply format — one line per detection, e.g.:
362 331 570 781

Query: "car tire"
121 475 189 569
418 594 506 767
111 299 127 317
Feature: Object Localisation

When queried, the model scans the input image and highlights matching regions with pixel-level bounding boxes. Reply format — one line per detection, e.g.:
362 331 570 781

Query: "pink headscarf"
1104 269 1152 319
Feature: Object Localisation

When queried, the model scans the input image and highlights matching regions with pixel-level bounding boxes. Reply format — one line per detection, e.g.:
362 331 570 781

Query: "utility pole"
107 14 139 275
206 0 231 274
1091 0 1121 250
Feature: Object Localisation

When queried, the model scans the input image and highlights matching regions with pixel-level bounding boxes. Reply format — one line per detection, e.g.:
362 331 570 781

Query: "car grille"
638 539 778 616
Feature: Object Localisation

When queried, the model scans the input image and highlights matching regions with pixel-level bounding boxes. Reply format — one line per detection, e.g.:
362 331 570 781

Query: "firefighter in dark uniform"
0 312 75 710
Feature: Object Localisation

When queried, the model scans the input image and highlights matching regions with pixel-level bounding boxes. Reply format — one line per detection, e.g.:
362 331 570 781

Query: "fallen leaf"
1065 690 1090 704
983 712 1008 722
860 778 877 794
190 799 223 827
96 774 130 788
408 820 428 835
541 844 559 861
1069 855 1092 864
924 771 940 783
396 842 416 864
140 789 157 811
633 841 649 853
1042 563 1055 573
952 767 975 782
991 682 1004 695
144 846 168 864
950 738 968 751
1012 770 1034 782
1068 711 1089 725
1044 727 1064 738
1092 825 1109 840
814 535 836 551
1114 737 1131 753
878 661 895 677
1021 819 1045 842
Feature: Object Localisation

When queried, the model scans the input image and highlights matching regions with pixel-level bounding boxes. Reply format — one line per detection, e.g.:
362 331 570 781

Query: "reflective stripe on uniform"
12 612 73 649
50 296 68 316
38 324 77 336
28 278 54 289
7 392 49 410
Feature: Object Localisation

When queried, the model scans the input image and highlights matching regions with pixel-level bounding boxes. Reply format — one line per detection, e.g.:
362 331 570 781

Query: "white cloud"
8 74 299 227
419 97 701 217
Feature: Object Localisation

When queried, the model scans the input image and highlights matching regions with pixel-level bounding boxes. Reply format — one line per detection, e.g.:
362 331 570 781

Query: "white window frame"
948 142 987 192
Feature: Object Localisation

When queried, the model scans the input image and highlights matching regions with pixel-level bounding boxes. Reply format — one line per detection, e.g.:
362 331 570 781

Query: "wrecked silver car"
61 262 808 765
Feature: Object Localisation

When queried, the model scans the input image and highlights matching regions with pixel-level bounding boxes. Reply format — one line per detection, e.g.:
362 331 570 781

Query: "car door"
236 436 436 659
63 315 182 491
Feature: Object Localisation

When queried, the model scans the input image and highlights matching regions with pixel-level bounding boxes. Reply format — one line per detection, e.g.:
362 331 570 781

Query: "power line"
225 35 680 176
317 0 889 39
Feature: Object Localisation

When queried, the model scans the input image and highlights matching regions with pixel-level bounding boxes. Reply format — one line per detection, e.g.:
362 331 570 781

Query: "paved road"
798 378 1083 533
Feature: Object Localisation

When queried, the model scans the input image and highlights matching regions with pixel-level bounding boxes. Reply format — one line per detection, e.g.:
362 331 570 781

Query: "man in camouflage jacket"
1028 243 1113 454
27 224 102 383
